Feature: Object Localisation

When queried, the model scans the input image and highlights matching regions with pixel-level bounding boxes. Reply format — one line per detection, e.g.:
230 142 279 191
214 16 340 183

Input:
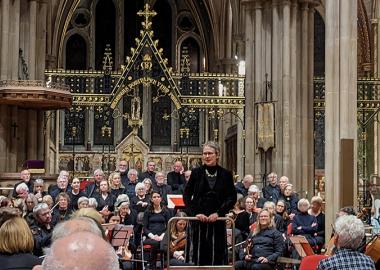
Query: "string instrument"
120 245 132 261
244 236 253 258
365 234 380 262
170 232 186 254
324 235 335 256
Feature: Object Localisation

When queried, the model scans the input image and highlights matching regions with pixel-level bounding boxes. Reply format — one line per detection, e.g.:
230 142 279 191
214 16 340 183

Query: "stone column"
44 112 51 173
37 111 44 160
1 0 10 79
36 0 47 79
242 0 255 174
282 0 291 176
27 109 38 160
28 0 37 79
8 106 18 171
10 0 20 80
325 0 357 239
0 106 9 171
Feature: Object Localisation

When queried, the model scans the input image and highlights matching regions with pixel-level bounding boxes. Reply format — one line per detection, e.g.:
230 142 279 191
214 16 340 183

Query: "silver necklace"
205 168 217 177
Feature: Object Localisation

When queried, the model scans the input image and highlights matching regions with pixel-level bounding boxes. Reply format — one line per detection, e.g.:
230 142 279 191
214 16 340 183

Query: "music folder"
110 224 134 247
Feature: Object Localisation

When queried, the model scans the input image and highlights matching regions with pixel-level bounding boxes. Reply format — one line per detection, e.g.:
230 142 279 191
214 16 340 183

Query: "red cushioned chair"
299 254 328 270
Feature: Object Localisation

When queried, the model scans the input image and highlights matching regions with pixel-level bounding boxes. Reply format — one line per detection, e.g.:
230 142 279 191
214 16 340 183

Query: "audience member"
123 169 139 198
33 178 46 203
36 232 119 270
291 198 318 247
12 169 34 197
143 178 153 195
85 169 105 197
167 160 185 194
139 160 156 183
49 174 71 201
153 171 172 205
235 209 284 270
77 196 89 209
308 196 325 247
117 159 130 186
30 203 53 256
317 215 375 270
69 177 86 210
248 185 266 209
108 172 126 197
236 174 254 197
51 192 72 226
0 217 42 268
262 172 280 203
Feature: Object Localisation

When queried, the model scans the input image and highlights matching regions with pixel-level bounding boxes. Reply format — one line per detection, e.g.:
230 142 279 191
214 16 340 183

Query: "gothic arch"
63 30 90 69
176 33 205 72
358 0 373 76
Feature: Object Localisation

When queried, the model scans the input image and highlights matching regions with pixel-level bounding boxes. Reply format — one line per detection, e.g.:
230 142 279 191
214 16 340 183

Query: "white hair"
15 183 29 193
335 215 365 250
52 217 102 242
297 198 310 209
88 198 98 208
135 182 146 193
248 185 259 193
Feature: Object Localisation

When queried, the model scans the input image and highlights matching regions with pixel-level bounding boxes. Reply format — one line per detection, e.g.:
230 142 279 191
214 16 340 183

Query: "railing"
166 216 235 270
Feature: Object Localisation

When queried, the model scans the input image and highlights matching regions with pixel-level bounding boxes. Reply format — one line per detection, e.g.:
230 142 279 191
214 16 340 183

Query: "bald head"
42 232 119 270
52 217 102 242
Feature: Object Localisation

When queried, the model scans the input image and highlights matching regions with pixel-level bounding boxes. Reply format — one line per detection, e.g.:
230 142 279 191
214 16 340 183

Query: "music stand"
111 224 134 247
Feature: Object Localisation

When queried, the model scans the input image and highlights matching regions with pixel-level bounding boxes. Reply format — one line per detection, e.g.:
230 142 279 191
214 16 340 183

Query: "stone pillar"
242 0 255 174
1 0 10 80
44 112 51 173
27 109 38 160
325 0 357 239
37 111 44 160
8 106 18 171
0 106 9 171
36 0 47 79
10 0 20 80
282 0 291 177
28 0 37 79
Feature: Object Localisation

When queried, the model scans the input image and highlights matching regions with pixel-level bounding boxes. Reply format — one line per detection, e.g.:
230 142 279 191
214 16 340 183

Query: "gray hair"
242 174 254 184
77 196 89 206
263 201 276 210
114 194 130 208
27 193 38 205
42 232 119 270
128 168 138 177
297 198 310 209
335 215 365 250
88 198 98 208
135 182 146 193
35 178 44 185
15 183 28 193
93 169 104 177
33 203 50 216
52 217 102 242
248 185 260 194
203 141 220 155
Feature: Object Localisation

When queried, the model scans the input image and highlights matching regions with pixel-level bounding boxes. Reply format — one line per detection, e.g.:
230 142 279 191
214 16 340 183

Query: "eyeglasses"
202 152 215 156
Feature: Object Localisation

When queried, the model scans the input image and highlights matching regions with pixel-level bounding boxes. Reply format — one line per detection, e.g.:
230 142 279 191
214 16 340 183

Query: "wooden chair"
289 235 315 258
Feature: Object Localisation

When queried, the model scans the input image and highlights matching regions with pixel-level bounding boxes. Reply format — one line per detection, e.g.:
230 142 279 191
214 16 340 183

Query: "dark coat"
183 165 237 266
166 171 185 194
0 253 42 270
262 184 281 203
248 227 284 263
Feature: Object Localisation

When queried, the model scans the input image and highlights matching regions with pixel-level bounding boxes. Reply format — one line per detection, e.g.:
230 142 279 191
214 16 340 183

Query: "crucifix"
137 3 157 30
11 122 18 137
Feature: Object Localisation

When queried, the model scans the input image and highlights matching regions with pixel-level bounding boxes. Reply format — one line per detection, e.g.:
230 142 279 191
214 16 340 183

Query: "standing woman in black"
183 141 237 266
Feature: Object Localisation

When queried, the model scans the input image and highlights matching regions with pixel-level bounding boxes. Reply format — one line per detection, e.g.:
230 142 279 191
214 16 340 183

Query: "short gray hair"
203 141 220 155
52 217 102 242
135 182 146 193
35 178 44 185
335 215 365 250
248 185 259 194
15 183 28 193
88 198 98 208
128 169 138 177
297 198 310 209
77 196 89 206
33 203 50 216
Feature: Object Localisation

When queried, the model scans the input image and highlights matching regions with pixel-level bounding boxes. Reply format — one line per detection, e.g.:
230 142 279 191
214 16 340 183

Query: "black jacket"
0 253 42 270
247 228 284 264
167 171 185 194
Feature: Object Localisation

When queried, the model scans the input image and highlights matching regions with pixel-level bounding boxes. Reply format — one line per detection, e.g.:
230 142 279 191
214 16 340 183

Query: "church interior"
0 0 380 268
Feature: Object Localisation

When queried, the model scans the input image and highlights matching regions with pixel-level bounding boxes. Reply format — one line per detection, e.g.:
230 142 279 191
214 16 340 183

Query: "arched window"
65 34 87 70
95 0 115 70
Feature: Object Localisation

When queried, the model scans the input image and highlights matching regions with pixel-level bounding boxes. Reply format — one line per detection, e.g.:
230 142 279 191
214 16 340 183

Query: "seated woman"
51 192 73 226
263 201 284 233
94 180 116 219
33 178 47 203
142 178 153 195
131 182 150 214
143 191 171 270
162 211 189 266
279 184 298 217
69 177 86 210
235 209 284 270
0 217 42 269
77 196 89 209
291 198 318 247
275 199 290 233
235 196 257 240
307 196 325 248
109 172 126 198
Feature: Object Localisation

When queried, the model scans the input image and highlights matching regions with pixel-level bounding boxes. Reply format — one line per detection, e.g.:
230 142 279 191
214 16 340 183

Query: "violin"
170 232 186 254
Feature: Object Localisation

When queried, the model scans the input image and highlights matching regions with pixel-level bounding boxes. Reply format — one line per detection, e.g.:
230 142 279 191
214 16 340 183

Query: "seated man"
317 215 375 270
